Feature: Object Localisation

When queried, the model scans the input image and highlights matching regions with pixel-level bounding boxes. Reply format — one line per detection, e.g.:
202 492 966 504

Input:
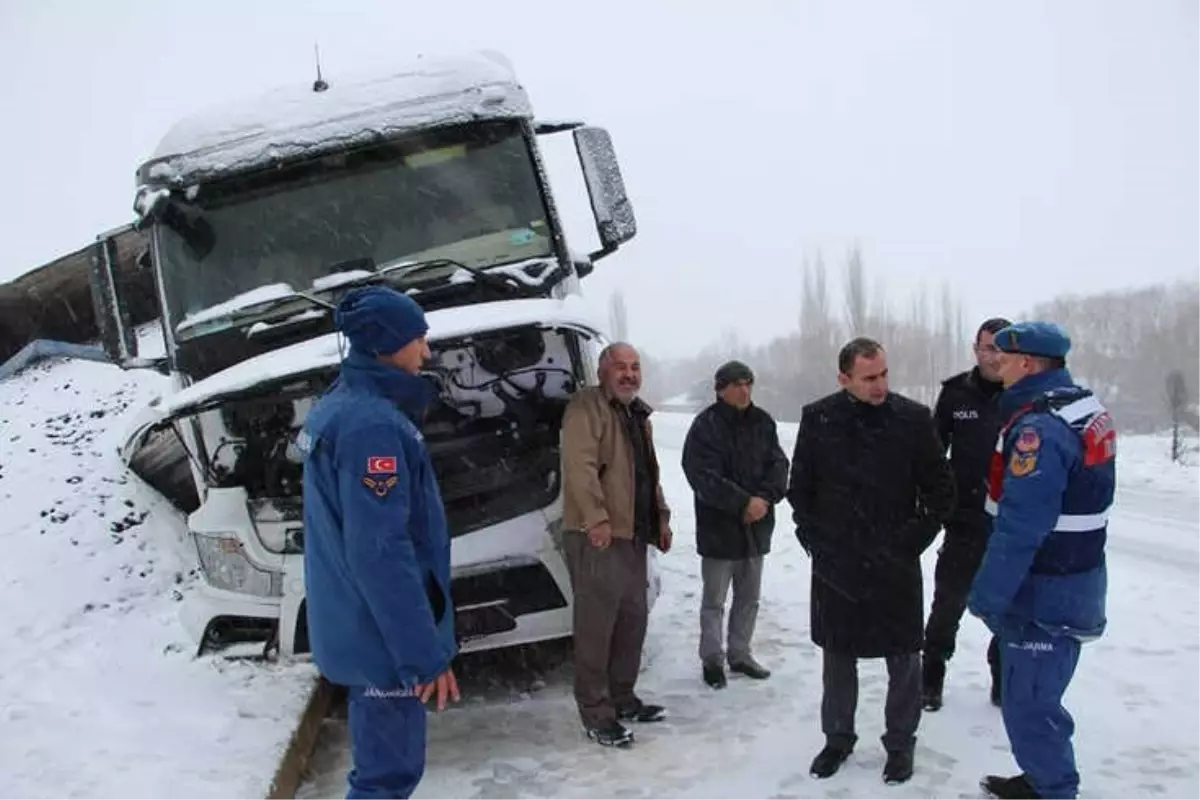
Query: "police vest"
984 388 1116 576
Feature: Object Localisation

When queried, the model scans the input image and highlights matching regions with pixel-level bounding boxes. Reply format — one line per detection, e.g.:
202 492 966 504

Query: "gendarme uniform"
968 322 1116 800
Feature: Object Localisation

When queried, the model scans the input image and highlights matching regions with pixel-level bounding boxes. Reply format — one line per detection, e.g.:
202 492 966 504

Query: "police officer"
300 286 460 799
968 322 1115 800
923 317 1011 711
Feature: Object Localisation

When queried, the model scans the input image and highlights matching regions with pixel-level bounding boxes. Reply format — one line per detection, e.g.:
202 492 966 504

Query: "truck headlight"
193 533 283 598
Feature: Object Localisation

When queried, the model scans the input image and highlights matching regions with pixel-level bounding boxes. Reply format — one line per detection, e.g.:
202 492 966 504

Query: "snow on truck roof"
138 50 533 187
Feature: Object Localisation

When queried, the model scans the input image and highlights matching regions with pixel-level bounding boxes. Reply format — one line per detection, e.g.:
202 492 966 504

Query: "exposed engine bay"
187 325 584 549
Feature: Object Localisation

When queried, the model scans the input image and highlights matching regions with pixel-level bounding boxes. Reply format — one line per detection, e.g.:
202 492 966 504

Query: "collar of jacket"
713 398 755 422
998 367 1075 418
603 387 653 418
339 348 437 417
967 366 1004 398
842 389 894 415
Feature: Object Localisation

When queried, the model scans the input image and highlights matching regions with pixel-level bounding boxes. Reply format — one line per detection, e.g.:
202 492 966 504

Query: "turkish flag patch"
367 456 398 474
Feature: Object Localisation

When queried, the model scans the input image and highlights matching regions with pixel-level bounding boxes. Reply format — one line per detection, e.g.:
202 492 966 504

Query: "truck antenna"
312 43 329 92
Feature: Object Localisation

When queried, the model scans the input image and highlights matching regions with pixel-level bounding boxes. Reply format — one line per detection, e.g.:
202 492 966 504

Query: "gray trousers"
699 556 764 665
822 649 921 753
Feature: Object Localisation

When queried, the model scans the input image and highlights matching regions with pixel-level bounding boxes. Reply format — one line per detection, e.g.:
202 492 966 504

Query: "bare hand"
744 496 769 523
416 668 461 712
658 520 673 553
588 521 613 549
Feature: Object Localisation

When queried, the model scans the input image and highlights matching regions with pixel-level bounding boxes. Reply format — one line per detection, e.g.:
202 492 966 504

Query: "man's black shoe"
616 701 666 723
703 663 727 689
883 749 914 784
729 657 771 680
981 773 1040 799
585 721 634 748
809 744 853 779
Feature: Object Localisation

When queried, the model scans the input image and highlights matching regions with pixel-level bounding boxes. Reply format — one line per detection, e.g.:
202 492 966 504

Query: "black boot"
922 654 946 711
883 748 914 785
809 743 853 779
703 662 727 689
981 773 1040 799
585 721 634 748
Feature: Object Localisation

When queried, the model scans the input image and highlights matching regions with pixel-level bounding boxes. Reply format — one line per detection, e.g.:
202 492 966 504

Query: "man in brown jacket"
561 341 673 748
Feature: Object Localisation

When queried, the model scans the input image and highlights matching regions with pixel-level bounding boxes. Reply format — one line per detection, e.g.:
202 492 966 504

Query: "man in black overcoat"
787 337 955 786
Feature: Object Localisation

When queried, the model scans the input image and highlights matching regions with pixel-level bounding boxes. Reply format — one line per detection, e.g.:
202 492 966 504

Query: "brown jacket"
561 386 671 543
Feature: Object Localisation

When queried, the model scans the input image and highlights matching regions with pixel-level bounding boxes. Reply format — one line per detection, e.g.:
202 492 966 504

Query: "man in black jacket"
681 361 790 690
922 317 1011 712
787 338 955 786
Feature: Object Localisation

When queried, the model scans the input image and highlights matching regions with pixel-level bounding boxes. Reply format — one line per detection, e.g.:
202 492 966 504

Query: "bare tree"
608 291 629 342
843 243 868 337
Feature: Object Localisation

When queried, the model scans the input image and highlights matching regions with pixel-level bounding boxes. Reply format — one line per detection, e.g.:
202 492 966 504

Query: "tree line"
625 249 1199 434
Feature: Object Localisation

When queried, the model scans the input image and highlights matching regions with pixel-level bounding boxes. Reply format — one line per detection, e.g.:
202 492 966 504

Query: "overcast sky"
1 0 1195 358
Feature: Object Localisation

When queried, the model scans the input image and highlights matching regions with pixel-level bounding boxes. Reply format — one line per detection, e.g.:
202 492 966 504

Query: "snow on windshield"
144 51 533 186
175 283 295 331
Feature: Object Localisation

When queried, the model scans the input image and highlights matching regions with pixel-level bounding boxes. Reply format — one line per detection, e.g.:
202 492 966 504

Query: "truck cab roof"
137 49 533 188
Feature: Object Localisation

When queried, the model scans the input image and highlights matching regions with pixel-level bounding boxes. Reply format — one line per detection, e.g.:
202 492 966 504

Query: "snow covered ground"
0 355 317 799
300 411 1200 800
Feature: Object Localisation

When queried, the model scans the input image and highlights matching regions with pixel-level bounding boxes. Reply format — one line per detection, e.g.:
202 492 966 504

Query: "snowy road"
299 413 1199 799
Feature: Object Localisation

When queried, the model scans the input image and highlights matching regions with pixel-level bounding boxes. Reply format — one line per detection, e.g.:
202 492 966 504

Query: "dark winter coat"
787 390 956 657
933 367 1005 527
681 401 790 560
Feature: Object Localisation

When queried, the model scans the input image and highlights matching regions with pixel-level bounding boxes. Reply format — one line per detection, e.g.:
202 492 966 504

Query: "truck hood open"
156 296 604 423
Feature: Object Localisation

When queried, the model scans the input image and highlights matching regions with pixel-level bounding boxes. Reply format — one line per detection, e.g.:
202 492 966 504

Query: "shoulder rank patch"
1014 425 1041 454
1009 450 1038 477
363 475 399 498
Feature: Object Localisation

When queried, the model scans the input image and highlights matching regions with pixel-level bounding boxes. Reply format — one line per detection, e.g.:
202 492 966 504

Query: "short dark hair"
976 317 1012 342
838 337 884 375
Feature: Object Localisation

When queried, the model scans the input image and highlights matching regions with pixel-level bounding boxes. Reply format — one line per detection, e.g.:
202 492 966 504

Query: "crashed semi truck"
89 50 661 658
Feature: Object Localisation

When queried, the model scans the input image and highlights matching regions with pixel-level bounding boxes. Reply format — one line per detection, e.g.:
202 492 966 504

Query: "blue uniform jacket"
968 368 1114 642
298 348 457 690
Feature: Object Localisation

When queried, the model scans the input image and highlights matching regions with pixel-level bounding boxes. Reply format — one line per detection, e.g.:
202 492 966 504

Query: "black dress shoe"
883 749 914 784
809 744 853 779
703 662 727 689
729 657 771 680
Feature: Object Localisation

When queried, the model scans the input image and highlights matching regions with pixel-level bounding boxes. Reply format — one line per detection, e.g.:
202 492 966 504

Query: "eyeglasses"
974 344 1001 354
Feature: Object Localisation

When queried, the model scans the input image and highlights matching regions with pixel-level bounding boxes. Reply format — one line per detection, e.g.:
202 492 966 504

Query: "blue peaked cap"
993 321 1071 359
334 285 429 357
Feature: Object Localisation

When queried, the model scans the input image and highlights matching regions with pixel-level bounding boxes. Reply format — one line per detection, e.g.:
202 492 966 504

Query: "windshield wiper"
393 258 523 293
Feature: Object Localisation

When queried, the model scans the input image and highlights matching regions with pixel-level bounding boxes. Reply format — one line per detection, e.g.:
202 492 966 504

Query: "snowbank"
0 356 317 799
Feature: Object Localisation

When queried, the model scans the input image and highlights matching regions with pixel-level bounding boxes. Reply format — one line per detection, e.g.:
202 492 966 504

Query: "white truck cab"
90 50 660 659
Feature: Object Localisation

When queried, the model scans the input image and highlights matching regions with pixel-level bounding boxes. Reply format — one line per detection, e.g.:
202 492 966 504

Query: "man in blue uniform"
298 285 460 799
968 322 1116 800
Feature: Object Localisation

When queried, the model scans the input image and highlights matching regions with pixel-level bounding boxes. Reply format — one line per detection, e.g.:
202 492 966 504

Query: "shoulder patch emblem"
363 475 399 498
1014 425 1041 454
1009 450 1038 477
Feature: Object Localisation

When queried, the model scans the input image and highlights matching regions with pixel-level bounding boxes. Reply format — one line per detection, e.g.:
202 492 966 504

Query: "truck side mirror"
89 232 163 371
573 126 637 260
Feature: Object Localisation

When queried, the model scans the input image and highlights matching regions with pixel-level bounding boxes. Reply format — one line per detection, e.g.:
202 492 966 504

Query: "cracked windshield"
158 119 552 340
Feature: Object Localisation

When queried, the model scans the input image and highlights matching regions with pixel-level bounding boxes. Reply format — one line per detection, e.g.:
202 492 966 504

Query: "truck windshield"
155 119 553 341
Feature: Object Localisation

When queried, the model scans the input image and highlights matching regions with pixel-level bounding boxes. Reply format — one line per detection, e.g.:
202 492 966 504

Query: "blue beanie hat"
334 285 429 357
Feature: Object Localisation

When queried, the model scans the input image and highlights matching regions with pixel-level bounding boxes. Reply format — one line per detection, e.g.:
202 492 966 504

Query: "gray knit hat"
714 360 755 390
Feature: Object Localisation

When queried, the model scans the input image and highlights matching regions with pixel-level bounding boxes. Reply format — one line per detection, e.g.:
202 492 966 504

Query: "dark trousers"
563 531 649 728
822 649 922 753
345 687 426 799
924 522 1002 684
1000 625 1083 799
